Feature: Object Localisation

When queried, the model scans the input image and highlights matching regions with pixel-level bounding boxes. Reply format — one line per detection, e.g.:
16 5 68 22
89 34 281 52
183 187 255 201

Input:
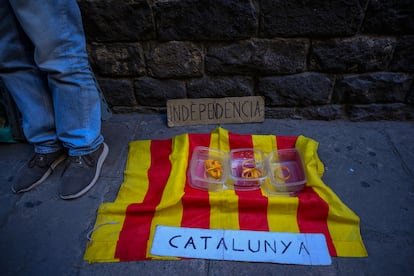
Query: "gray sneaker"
59 143 109 200
11 150 67 193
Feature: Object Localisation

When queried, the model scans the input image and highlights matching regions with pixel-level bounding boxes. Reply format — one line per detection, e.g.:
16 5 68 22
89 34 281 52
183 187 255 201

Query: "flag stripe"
228 132 269 231
115 139 173 261
84 140 153 262
277 135 336 254
295 135 366 256
265 135 301 233
209 128 239 230
180 134 212 229
276 136 298 150
293 136 338 256
148 134 190 259
297 187 337 256
115 140 152 203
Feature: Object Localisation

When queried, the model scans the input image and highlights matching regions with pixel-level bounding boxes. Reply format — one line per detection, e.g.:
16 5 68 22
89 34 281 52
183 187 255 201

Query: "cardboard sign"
167 96 265 127
150 226 332 265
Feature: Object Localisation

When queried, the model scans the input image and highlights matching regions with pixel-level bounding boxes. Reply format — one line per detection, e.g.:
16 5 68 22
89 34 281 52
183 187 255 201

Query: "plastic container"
227 148 267 191
188 146 228 191
263 148 306 195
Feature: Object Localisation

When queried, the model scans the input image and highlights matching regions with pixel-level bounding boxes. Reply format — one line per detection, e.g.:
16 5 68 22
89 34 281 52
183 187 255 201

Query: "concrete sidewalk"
0 114 413 275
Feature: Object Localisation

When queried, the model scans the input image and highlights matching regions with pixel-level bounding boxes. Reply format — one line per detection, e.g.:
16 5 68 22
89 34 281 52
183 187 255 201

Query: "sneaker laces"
29 154 49 168
62 154 95 175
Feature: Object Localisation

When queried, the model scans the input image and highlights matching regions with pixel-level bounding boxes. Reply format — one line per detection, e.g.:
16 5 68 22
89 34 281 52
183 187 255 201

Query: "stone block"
187 77 254 98
362 0 414 35
390 36 414 72
134 77 186 107
260 0 364 37
348 103 414 121
333 72 413 104
97 79 136 107
145 41 203 78
89 43 146 77
154 0 257 41
407 85 414 104
265 105 345 120
310 36 396 73
296 105 345 120
258 73 334 106
264 107 296 119
78 0 155 42
206 39 308 75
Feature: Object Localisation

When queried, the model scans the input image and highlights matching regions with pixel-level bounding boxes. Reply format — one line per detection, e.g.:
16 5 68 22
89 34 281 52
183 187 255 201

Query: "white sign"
150 226 331 265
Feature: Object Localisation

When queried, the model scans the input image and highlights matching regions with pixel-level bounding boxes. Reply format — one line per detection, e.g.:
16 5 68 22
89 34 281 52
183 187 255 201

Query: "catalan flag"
84 127 367 263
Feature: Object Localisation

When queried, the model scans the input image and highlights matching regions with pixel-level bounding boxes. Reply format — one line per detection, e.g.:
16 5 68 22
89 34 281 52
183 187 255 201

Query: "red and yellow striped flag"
84 128 367 262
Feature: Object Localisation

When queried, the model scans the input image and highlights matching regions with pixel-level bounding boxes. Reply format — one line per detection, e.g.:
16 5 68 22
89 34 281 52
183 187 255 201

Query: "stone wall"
78 0 414 120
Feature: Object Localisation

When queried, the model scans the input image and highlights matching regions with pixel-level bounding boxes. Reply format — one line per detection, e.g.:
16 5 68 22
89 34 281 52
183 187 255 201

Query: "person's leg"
2 0 108 198
0 0 62 154
0 0 67 193
8 0 104 156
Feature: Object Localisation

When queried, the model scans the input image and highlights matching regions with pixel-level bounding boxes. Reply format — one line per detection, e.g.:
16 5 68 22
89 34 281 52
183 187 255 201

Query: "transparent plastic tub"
263 148 306 195
187 146 227 191
227 148 267 191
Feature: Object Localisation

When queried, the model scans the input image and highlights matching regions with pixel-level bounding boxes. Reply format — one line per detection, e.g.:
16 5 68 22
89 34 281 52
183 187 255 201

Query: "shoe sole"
11 154 67 193
59 143 109 200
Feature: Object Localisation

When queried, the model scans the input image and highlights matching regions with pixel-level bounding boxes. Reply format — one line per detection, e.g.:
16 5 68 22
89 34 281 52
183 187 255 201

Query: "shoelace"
29 154 48 168
69 156 84 165
61 154 95 175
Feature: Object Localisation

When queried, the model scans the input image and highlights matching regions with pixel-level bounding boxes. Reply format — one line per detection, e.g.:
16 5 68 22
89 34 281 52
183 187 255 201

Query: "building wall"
78 0 414 120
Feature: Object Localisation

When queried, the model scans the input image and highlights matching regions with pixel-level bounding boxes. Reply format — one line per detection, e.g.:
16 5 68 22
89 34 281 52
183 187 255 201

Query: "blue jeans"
0 0 103 156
